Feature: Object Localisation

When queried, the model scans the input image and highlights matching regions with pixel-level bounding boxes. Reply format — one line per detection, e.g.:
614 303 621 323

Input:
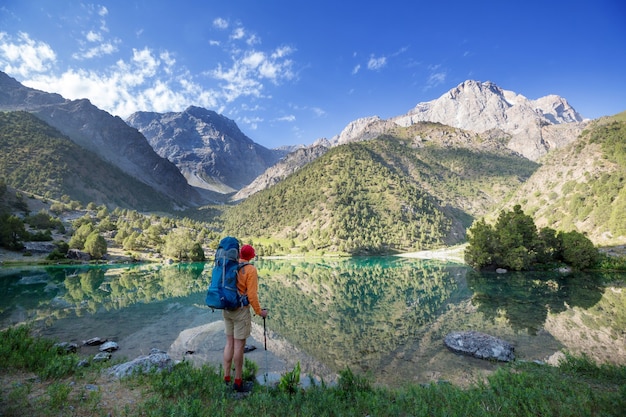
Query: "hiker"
222 244 268 392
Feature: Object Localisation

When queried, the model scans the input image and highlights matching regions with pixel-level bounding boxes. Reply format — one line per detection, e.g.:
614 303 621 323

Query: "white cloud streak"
425 65 446 89
0 15 296 121
367 55 387 70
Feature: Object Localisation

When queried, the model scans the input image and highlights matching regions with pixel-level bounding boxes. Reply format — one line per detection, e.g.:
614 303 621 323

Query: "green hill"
220 125 539 255
0 111 174 210
500 111 626 245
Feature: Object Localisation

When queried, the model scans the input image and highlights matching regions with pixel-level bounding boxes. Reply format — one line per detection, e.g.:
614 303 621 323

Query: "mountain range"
0 72 200 209
126 106 286 194
1 70 624 251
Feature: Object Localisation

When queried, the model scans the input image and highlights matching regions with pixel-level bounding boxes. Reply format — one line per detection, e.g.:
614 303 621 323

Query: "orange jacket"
237 263 262 315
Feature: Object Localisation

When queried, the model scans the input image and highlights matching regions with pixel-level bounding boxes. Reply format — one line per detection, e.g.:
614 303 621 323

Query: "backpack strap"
236 262 251 306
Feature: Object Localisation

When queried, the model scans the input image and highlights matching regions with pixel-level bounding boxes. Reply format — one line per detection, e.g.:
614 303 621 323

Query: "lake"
1 257 624 387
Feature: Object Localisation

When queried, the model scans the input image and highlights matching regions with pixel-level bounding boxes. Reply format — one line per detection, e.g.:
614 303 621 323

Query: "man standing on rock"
222 244 268 392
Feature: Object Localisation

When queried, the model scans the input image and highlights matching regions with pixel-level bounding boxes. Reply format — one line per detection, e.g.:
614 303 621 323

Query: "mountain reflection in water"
1 258 624 387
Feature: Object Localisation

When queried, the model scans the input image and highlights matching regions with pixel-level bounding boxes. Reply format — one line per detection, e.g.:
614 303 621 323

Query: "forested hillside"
219 125 539 255
500 112 626 245
0 111 175 210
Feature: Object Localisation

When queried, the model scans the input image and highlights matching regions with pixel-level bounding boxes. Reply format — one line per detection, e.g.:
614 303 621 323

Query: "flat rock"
108 348 173 378
444 331 515 362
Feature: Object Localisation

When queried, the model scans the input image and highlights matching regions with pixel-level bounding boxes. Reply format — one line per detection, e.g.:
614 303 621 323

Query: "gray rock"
23 242 57 253
84 337 106 346
444 331 515 362
99 341 119 352
67 249 91 261
108 348 173 378
77 359 90 368
54 342 78 354
93 352 112 362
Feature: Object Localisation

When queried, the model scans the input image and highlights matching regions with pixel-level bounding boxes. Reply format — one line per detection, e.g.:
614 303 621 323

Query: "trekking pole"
263 312 268 384
263 315 267 350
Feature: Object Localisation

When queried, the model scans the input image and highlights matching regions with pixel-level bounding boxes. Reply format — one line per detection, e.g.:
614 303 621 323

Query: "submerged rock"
444 331 515 362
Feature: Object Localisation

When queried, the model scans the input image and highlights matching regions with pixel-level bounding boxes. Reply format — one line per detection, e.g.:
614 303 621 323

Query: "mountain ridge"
392 80 587 161
1 71 625 253
0 71 202 209
221 123 541 253
237 80 588 200
126 106 285 193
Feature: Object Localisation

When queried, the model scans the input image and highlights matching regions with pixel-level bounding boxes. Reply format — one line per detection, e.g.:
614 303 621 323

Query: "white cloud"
72 41 118 60
231 27 245 41
272 46 294 59
1 14 296 123
71 8 119 60
86 31 102 42
352 64 360 75
160 51 176 74
0 32 56 78
18 43 222 118
131 47 159 77
241 115 263 130
311 107 326 117
275 115 295 122
367 55 387 71
213 18 229 29
211 43 295 101
425 65 446 89
246 34 260 46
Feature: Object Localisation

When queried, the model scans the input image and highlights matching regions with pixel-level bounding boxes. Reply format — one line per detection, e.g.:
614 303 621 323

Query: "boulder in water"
444 331 515 362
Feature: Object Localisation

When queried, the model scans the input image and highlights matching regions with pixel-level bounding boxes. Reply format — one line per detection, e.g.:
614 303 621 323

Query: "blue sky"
1 1 625 149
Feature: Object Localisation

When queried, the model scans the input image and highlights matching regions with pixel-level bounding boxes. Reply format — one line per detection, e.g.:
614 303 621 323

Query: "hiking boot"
233 381 254 393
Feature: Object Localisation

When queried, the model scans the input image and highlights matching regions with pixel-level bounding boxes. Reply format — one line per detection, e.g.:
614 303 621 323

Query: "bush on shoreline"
465 205 602 271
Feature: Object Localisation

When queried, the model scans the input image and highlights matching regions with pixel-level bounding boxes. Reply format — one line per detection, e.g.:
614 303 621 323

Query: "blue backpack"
205 236 250 310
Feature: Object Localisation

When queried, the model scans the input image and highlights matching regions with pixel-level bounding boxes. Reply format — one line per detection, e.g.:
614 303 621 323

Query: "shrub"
465 205 599 271
558 231 599 270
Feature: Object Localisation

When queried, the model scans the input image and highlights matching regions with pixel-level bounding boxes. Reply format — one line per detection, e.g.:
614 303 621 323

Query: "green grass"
1 325 625 416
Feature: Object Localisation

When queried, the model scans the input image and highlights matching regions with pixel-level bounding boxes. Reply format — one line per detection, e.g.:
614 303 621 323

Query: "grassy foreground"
1 326 625 417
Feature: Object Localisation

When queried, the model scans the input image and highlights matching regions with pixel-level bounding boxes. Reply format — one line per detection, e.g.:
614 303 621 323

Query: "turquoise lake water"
1 258 624 387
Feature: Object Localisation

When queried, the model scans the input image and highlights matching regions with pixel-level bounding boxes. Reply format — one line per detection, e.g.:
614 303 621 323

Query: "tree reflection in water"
255 257 468 373
467 271 605 335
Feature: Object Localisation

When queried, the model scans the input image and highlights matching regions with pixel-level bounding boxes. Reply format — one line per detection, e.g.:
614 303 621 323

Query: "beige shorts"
223 307 251 340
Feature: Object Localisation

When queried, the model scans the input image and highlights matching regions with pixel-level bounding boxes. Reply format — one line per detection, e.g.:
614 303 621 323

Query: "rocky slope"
233 142 330 201
392 80 587 161
499 112 626 245
126 106 285 193
0 72 201 208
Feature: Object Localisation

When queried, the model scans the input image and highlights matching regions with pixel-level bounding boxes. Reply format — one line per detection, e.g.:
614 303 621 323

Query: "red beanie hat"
240 244 256 260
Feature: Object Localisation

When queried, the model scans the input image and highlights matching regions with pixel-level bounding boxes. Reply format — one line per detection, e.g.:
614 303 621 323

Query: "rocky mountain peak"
392 80 586 160
127 107 284 193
